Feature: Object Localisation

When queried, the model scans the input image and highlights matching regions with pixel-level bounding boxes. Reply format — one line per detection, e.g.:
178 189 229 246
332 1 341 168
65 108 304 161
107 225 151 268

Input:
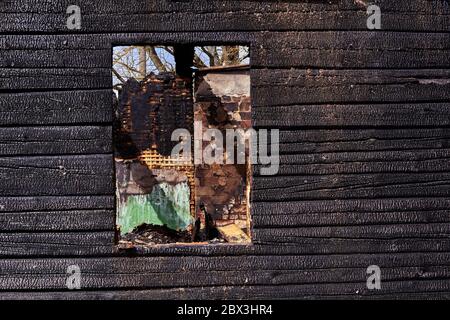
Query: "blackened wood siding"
0 0 449 299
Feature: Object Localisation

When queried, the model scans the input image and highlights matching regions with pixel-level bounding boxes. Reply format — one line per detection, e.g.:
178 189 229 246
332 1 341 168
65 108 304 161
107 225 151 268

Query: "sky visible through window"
113 45 250 87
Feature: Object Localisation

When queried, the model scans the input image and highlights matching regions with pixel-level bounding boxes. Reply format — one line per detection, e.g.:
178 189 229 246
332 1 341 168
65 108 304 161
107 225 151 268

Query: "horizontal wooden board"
2 32 448 69
0 0 447 32
0 252 449 294
3 0 447 14
0 265 448 291
252 198 450 216
0 196 114 212
0 90 112 125
252 69 450 106
0 235 449 257
0 33 249 50
0 68 111 91
0 209 115 231
1 253 450 274
254 32 450 69
273 128 450 153
0 231 115 256
3 92 447 130
0 49 111 68
3 287 450 300
3 68 449 107
254 103 450 127
0 154 114 196
0 126 112 155
253 223 450 241
125 238 450 256
253 173 450 201
253 210 450 228
255 148 450 176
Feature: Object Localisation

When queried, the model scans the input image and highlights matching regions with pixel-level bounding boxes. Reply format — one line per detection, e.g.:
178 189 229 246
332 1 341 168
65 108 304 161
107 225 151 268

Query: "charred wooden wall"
0 0 449 299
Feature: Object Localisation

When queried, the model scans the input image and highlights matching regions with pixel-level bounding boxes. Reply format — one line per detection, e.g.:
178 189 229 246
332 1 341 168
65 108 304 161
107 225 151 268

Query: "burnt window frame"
110 40 254 253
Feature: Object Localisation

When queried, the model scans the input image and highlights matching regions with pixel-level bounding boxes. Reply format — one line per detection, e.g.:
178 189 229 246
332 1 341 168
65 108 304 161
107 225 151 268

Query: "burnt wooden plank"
254 32 450 69
0 196 114 212
256 149 450 176
125 239 450 256
3 288 450 300
0 126 112 155
0 68 110 91
0 155 114 196
2 253 450 274
0 0 447 32
254 103 450 127
253 173 450 201
2 32 449 69
252 198 450 216
79 280 450 299
0 235 447 257
0 33 249 50
252 69 450 106
253 210 450 228
0 265 448 291
0 49 111 68
252 198 450 238
274 129 450 154
3 68 448 104
253 224 450 241
0 254 449 294
0 209 114 231
0 231 115 256
0 90 112 125
3 0 447 14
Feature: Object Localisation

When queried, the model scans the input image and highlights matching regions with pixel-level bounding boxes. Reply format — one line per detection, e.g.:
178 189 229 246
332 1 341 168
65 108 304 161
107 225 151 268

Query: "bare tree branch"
200 46 215 66
146 46 168 73
138 47 147 79
193 53 207 68
114 61 142 75
112 68 126 84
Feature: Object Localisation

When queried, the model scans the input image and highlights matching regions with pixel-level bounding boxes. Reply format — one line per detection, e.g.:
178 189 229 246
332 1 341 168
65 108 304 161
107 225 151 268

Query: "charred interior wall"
115 73 194 236
194 68 252 232
116 66 252 244
0 0 449 299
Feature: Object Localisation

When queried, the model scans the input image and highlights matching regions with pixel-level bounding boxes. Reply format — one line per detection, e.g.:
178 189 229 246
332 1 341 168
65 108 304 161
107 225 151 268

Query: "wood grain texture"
254 32 450 69
2 32 448 69
253 224 450 242
253 173 450 201
0 265 448 291
254 103 450 127
0 209 115 231
0 126 112 155
0 90 112 125
119 238 450 255
0 68 111 91
0 0 447 32
0 232 115 256
252 198 450 216
252 69 450 106
255 149 450 176
273 129 450 153
0 196 114 212
0 253 448 297
3 68 449 106
0 155 114 196
3 288 450 300
253 210 450 228
0 252 449 274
